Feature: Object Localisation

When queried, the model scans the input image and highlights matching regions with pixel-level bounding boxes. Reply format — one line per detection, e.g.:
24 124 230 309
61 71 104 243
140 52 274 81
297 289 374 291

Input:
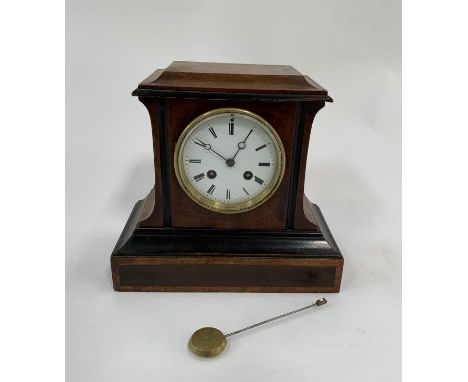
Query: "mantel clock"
111 61 343 292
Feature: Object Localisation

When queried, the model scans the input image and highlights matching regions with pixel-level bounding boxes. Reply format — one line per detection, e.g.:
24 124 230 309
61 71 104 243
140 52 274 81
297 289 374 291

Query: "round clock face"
174 108 285 214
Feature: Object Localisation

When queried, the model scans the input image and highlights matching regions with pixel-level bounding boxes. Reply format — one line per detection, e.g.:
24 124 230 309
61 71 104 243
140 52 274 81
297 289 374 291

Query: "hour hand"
194 138 209 148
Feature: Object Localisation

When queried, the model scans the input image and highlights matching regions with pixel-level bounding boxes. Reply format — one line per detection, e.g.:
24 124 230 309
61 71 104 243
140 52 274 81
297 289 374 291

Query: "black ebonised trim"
113 225 339 258
112 198 342 260
132 89 333 103
158 99 172 226
286 102 306 228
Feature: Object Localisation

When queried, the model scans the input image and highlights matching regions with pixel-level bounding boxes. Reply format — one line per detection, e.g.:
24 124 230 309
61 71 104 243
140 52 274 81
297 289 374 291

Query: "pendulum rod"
224 298 328 338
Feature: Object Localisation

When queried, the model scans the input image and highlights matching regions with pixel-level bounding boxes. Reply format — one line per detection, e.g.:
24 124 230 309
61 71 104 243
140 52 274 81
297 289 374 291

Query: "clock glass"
174 108 285 213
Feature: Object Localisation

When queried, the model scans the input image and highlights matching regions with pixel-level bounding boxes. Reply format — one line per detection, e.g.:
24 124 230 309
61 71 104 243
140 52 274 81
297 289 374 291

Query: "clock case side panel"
290 101 327 230
136 97 165 227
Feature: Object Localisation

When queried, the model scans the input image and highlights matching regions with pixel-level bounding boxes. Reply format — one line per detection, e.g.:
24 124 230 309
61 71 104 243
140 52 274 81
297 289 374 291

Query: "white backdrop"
66 1 401 381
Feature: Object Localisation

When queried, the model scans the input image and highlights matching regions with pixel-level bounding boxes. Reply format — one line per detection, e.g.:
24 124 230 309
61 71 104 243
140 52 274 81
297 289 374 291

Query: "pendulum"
188 298 328 358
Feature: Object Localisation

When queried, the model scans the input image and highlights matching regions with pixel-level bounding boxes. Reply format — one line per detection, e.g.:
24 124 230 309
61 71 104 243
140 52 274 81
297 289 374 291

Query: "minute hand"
231 129 253 160
194 138 228 162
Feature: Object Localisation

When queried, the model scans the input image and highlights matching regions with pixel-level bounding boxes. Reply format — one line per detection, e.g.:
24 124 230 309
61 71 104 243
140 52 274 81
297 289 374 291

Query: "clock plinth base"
111 197 343 292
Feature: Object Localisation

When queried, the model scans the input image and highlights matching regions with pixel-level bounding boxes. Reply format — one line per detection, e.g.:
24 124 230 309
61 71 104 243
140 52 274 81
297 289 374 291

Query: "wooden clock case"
111 61 343 292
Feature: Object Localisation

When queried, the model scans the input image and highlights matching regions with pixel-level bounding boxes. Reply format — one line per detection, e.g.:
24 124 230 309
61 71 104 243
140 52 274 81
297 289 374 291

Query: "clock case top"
134 61 332 99
132 61 333 231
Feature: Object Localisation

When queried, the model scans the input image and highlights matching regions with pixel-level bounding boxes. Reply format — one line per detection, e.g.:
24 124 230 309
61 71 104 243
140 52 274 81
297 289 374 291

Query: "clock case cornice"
132 61 333 102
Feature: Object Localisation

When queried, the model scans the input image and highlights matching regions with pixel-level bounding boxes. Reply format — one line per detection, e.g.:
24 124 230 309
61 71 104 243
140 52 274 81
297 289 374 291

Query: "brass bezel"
174 108 286 214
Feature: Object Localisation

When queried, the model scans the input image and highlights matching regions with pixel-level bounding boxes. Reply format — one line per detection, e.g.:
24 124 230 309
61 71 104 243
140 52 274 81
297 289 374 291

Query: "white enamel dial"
174 109 285 213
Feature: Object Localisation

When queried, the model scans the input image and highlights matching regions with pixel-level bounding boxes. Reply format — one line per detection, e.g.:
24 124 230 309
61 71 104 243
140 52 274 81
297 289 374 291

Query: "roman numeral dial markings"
208 126 217 138
207 184 216 195
193 173 205 182
228 122 234 135
255 144 267 151
254 176 264 185
226 189 230 200
189 159 201 163
258 162 271 167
